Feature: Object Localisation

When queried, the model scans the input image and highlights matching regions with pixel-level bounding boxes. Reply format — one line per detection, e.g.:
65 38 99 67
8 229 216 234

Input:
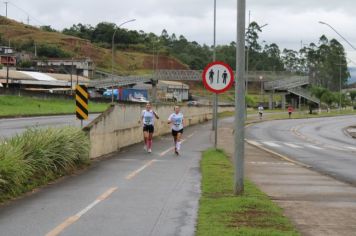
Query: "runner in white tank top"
140 102 159 153
168 106 184 155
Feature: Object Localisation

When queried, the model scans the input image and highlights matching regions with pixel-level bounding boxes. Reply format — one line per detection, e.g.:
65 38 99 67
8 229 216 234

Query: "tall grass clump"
0 127 90 202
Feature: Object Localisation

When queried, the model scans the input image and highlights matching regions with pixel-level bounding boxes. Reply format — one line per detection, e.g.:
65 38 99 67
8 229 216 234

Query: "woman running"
168 106 184 155
141 102 159 153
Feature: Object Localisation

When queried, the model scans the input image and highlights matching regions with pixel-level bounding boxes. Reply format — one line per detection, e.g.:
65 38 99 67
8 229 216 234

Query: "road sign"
202 61 234 94
76 85 88 120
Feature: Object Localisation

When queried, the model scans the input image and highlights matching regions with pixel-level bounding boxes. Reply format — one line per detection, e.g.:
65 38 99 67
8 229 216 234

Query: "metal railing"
264 76 310 90
288 87 320 104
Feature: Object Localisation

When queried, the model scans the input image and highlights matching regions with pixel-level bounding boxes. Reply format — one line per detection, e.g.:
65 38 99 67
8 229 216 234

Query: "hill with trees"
0 16 351 91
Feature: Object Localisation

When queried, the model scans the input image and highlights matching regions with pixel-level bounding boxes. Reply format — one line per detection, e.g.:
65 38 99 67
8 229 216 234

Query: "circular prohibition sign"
202 61 234 94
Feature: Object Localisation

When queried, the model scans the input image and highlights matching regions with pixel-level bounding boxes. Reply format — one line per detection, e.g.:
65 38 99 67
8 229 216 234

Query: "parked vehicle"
103 88 148 102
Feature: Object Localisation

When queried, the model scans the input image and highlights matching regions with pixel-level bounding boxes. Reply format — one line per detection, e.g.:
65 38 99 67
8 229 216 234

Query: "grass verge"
0 95 109 117
0 127 90 203
197 149 299 236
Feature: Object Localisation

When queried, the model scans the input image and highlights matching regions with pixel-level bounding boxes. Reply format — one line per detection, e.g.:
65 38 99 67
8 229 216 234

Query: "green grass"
0 95 109 117
197 149 299 236
0 127 90 202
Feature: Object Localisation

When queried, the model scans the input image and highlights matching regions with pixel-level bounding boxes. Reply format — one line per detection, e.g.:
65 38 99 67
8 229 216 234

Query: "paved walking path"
218 118 356 236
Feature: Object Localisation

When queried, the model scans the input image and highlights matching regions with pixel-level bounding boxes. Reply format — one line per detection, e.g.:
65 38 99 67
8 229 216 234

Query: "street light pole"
318 21 355 111
235 0 246 195
339 55 342 111
259 75 263 103
319 21 356 51
111 19 136 103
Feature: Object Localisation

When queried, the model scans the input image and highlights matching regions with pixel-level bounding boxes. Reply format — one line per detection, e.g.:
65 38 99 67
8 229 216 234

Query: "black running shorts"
143 125 154 133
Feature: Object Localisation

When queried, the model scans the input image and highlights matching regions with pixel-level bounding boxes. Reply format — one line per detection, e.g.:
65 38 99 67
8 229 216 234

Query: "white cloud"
3 0 356 61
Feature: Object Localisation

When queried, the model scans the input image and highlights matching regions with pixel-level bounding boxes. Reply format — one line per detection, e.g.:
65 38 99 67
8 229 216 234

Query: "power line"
8 2 45 26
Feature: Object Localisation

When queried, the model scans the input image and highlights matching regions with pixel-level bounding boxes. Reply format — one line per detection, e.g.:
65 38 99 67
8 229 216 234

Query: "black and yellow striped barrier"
76 85 88 120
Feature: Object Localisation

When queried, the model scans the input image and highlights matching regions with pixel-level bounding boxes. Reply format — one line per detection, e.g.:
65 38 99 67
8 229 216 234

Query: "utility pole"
339 55 342 112
212 0 218 150
245 10 250 95
4 1 8 17
235 0 246 195
27 15 30 25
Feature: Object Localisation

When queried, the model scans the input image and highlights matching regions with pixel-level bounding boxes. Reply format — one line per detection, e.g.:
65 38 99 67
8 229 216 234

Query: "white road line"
263 142 281 147
187 131 197 138
327 146 345 151
305 144 323 150
247 161 294 166
284 143 302 148
46 187 118 236
125 160 155 180
346 146 356 151
159 139 186 157
247 140 261 146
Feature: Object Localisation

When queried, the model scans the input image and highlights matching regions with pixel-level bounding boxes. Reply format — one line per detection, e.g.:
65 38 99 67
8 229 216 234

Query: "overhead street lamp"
318 21 355 111
259 75 263 103
319 21 356 51
111 19 136 103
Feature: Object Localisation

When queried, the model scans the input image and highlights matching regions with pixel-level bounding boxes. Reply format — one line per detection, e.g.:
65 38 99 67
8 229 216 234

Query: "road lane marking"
346 146 356 151
46 187 118 236
159 147 175 157
248 140 261 146
284 143 302 148
248 161 295 166
246 139 311 168
327 145 345 151
187 131 197 138
159 139 186 157
263 142 281 147
125 160 155 180
305 144 323 150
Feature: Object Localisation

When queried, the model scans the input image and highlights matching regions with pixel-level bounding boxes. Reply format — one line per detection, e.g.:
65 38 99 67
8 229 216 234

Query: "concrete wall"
85 104 234 158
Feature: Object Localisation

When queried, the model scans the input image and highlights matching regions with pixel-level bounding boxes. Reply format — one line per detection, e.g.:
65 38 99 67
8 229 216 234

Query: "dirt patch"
228 209 290 231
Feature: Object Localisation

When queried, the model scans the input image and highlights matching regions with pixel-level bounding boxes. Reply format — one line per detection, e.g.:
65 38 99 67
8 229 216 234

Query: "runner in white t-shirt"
140 102 159 153
258 104 264 120
168 106 184 155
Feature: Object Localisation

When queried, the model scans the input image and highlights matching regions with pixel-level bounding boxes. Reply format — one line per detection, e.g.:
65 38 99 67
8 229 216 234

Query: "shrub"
0 127 90 201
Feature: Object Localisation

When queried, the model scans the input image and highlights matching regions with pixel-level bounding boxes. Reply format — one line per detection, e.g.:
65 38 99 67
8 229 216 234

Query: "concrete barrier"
85 104 234 158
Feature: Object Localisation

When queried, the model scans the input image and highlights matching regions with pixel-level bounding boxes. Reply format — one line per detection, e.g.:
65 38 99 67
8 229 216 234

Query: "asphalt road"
246 115 356 185
0 114 99 139
0 122 211 236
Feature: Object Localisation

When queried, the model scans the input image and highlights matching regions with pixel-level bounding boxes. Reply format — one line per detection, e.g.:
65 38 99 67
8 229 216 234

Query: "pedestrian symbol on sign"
202 61 234 94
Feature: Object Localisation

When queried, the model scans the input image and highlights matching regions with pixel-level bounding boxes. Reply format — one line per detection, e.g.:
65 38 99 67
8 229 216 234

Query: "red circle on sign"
202 61 235 94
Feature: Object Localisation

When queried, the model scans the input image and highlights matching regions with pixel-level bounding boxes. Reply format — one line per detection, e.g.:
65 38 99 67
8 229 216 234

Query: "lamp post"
259 75 263 103
111 19 136 103
318 21 356 111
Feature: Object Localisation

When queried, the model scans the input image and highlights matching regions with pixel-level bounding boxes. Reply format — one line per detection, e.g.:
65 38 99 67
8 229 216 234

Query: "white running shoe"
144 145 147 151
148 149 152 153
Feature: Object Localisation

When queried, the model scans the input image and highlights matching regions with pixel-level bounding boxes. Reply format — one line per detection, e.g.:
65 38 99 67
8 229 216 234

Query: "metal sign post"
202 61 234 149
235 0 246 195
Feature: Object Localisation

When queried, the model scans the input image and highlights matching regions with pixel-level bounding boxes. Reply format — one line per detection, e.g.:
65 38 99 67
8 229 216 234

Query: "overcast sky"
3 0 356 66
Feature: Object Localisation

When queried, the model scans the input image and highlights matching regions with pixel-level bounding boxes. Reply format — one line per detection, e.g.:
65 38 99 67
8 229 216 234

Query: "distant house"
35 58 94 78
0 46 17 66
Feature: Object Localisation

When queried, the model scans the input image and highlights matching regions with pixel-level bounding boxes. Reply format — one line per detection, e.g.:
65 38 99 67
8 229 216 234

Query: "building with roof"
133 80 189 102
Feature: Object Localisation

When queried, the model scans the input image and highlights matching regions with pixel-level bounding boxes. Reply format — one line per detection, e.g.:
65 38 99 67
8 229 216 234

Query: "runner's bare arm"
153 111 159 119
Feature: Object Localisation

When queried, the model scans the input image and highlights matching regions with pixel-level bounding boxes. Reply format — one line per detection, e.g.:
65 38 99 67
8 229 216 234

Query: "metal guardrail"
264 76 310 90
89 75 151 88
90 69 306 89
154 70 202 81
